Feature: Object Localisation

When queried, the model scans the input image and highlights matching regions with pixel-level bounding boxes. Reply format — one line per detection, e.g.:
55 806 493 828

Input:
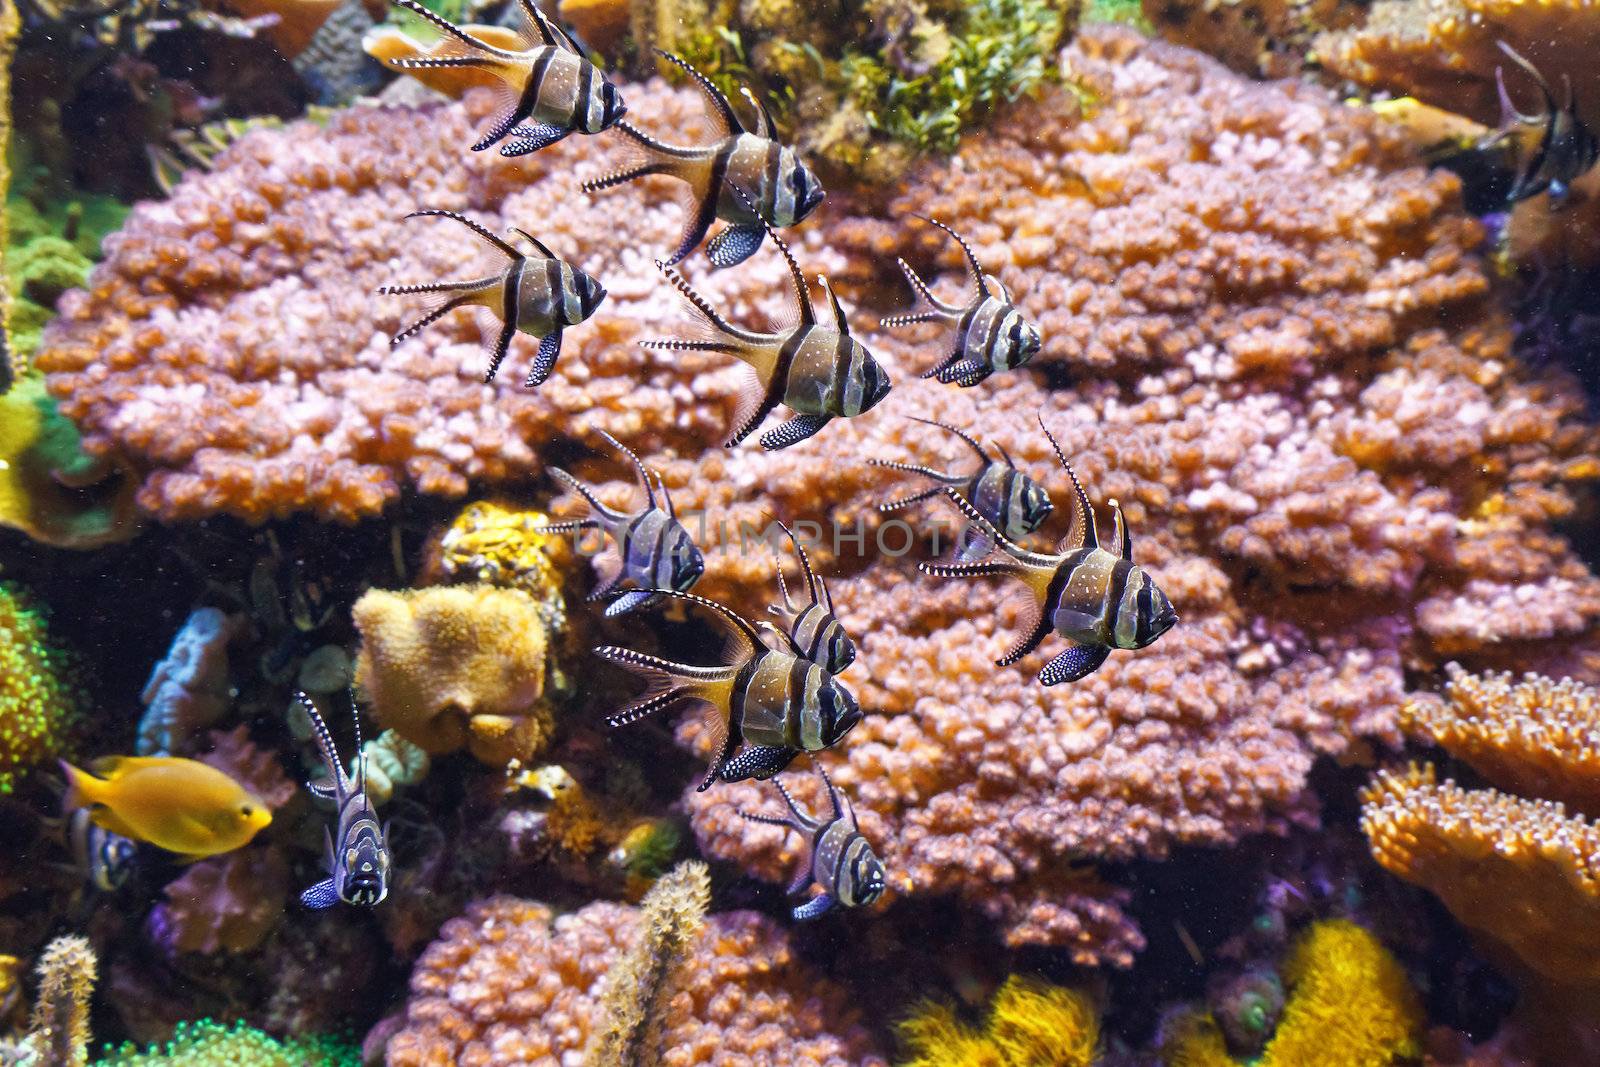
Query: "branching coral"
386 896 885 1065
590 860 710 1067
0 378 138 549
1160 920 1421 1067
895 976 1100 1067
665 28 1600 961
92 1019 356 1066
0 581 76 795
352 585 552 767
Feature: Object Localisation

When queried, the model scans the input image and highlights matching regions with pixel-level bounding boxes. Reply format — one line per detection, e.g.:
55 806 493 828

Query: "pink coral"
195 725 297 811
148 846 289 955
34 84 811 523
385 895 885 1066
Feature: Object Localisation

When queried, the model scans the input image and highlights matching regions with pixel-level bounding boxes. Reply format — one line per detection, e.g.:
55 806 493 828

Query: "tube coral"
590 859 710 1067
0 581 77 795
351 584 553 767
386 896 885 1065
895 976 1100 1067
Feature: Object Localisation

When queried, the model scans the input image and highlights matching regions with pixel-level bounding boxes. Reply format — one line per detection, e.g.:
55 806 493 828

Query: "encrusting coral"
1159 920 1422 1066
351 584 552 767
0 378 139 550
895 975 1100 1067
386 895 886 1065
432 501 571 631
590 859 710 1067
147 847 291 955
0 581 77 795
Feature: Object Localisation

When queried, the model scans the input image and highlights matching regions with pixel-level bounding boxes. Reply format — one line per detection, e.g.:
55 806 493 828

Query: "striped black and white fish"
643 207 890 450
296 692 390 909
383 0 626 156
737 766 885 921
596 590 862 791
919 416 1178 685
880 216 1040 388
579 51 824 268
1492 42 1598 206
379 209 605 388
763 520 855 675
870 416 1052 564
541 430 704 616
67 807 137 892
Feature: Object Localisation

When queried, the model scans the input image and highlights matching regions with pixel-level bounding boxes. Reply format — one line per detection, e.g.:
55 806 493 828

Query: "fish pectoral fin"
717 745 798 784
300 879 340 909
759 412 831 451
787 861 815 896
1038 642 1110 686
666 179 722 267
792 892 837 921
501 123 570 158
524 330 563 388
695 705 741 794
604 590 660 617
724 366 782 448
705 223 766 269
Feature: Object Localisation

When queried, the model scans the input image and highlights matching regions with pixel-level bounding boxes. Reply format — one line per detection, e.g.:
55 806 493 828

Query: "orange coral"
1403 665 1600 812
385 896 885 1066
352 584 552 767
362 24 526 98
1362 763 1600 1060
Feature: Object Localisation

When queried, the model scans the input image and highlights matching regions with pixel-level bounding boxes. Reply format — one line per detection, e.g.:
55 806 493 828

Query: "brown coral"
385 896 885 1066
196 725 297 811
352 584 552 767
1315 0 1600 128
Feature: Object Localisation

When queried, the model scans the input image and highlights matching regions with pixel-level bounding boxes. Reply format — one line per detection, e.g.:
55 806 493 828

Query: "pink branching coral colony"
24 10 1600 1061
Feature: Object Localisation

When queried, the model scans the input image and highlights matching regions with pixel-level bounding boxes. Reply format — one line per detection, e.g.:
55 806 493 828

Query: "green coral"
813 0 1069 154
0 581 77 794
94 1021 359 1067
5 146 131 360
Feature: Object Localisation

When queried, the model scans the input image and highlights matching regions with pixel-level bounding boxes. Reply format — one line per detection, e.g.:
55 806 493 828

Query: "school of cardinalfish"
123 0 1600 925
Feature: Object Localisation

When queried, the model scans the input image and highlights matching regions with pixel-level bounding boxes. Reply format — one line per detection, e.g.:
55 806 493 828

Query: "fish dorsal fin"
1495 41 1555 125
297 691 349 795
818 275 850 335
655 49 738 139
909 415 988 469
772 776 817 831
648 590 763 661
816 763 843 823
775 519 823 606
739 84 777 139
817 574 836 613
1109 498 1132 561
1038 415 1095 550
772 553 795 613
513 0 558 47
405 210 524 262
512 227 557 260
654 468 678 519
351 692 367 793
597 429 657 510
994 441 1017 470
914 214 989 303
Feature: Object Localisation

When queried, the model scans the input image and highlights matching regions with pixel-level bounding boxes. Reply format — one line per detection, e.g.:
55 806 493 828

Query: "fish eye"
239 805 253 817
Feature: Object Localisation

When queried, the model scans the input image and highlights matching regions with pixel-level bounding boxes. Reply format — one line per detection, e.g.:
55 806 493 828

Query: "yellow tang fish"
61 756 272 860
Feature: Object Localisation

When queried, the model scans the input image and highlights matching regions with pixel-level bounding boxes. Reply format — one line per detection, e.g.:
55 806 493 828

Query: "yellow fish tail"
59 760 106 812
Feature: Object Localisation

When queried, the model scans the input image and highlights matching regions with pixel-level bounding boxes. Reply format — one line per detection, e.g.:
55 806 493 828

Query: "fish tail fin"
642 261 774 372
378 276 499 348
580 120 701 190
59 761 104 811
594 647 740 786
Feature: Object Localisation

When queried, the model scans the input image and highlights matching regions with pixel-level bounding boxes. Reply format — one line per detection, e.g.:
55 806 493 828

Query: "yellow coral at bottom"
897 976 1099 1067
92 1020 354 1066
1161 920 1421 1067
